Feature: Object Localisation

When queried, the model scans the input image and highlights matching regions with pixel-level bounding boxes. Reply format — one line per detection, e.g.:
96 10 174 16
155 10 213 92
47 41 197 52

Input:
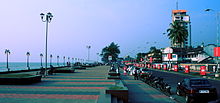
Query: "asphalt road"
147 69 220 103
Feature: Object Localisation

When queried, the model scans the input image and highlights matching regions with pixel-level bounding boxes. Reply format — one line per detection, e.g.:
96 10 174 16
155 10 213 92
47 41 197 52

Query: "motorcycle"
158 80 171 95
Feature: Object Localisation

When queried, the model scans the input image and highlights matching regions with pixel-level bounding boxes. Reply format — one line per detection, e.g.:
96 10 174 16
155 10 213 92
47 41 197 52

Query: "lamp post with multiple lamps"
40 12 53 76
205 9 220 77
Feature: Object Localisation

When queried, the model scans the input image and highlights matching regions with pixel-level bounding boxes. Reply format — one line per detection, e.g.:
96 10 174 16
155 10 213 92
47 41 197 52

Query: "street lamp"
40 53 43 67
72 58 74 65
96 53 99 62
5 49 10 71
86 45 91 62
50 54 53 66
57 55 59 66
40 12 53 76
68 57 70 66
205 9 220 73
26 52 30 70
68 57 70 63
63 56 65 66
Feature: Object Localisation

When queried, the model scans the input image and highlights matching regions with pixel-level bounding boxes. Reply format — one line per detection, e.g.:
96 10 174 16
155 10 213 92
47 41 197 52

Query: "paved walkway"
121 72 176 103
0 66 176 103
0 66 113 103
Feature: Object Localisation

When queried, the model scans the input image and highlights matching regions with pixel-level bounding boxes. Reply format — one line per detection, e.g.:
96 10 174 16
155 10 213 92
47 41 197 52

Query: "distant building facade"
162 44 216 64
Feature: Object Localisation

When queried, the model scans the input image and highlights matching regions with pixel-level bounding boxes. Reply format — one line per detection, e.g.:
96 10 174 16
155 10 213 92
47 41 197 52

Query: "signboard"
183 16 190 22
108 56 112 61
167 53 172 59
214 47 220 57
149 57 153 63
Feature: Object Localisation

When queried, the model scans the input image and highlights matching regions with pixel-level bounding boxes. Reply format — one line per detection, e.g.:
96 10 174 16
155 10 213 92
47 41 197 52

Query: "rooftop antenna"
176 0 179 10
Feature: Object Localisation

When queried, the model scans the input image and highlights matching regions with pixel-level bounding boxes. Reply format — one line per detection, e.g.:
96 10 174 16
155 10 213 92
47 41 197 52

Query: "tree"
146 46 162 63
167 21 188 48
101 42 120 63
136 53 147 62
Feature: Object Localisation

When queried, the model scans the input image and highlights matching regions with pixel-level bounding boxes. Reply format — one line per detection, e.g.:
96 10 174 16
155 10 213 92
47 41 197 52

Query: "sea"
0 62 64 72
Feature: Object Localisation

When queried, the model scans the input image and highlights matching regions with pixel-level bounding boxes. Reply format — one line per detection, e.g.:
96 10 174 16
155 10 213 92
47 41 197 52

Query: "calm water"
0 62 65 72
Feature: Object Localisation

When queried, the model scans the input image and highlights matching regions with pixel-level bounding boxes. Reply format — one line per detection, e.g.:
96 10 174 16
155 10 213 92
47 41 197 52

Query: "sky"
0 0 219 62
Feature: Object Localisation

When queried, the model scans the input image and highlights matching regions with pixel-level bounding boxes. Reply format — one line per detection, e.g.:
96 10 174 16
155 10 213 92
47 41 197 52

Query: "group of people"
110 64 120 73
123 65 141 80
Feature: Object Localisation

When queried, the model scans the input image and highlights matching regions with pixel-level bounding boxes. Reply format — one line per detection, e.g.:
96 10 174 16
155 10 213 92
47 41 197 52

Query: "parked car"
176 78 218 103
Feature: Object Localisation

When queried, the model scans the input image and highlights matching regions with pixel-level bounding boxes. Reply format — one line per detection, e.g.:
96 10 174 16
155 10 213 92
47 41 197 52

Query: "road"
147 69 220 103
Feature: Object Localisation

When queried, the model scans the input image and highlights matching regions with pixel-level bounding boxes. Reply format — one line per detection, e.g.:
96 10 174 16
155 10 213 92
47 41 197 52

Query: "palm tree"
57 55 59 66
167 21 188 48
26 52 31 70
40 53 43 67
101 42 120 63
50 54 53 66
5 49 10 71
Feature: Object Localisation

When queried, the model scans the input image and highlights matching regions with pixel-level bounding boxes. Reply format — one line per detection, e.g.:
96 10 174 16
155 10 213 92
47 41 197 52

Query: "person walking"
133 69 138 80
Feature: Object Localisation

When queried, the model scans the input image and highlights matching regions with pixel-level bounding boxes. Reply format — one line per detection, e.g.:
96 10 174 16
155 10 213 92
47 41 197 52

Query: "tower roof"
172 10 187 14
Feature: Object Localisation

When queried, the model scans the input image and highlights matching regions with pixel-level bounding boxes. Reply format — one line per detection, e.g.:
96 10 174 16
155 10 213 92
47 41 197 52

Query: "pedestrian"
133 69 138 80
136 68 140 80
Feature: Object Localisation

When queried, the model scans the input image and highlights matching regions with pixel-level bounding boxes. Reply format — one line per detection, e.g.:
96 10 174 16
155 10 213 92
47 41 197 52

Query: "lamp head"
47 12 53 21
40 13 45 20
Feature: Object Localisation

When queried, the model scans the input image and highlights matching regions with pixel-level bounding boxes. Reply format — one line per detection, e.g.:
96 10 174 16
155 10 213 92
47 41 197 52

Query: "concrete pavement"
121 73 176 103
0 66 176 103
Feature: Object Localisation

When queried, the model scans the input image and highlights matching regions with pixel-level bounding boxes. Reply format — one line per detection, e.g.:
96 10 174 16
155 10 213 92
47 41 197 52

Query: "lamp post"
40 12 53 76
63 56 65 66
40 53 43 67
68 57 70 63
86 45 91 63
5 49 10 71
57 56 59 66
68 57 70 66
205 9 220 73
50 54 53 66
72 58 74 65
96 53 99 62
26 52 30 70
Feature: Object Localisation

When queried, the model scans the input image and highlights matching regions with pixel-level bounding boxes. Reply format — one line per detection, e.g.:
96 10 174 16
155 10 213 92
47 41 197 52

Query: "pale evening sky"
0 0 219 62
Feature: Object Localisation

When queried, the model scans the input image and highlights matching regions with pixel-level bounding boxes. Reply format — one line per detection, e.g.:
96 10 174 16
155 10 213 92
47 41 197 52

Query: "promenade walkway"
120 72 175 103
0 66 176 103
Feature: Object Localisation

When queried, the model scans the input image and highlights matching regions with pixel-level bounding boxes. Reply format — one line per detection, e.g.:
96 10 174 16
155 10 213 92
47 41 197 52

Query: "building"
171 10 191 47
162 44 216 64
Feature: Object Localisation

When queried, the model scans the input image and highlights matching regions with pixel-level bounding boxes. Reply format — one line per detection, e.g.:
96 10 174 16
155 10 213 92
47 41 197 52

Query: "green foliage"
167 21 188 47
109 86 124 90
146 46 162 63
101 42 120 63
136 53 147 62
